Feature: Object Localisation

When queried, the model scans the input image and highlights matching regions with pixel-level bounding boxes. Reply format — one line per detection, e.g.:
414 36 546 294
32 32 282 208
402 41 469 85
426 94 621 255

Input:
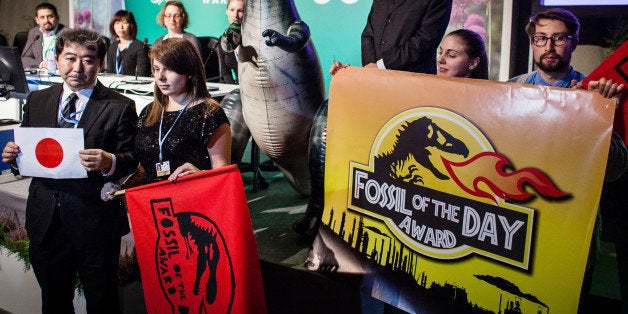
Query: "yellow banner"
311 67 615 313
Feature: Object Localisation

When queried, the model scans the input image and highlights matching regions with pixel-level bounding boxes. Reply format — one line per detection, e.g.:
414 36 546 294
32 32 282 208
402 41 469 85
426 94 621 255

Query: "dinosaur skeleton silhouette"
374 117 469 184
177 213 220 305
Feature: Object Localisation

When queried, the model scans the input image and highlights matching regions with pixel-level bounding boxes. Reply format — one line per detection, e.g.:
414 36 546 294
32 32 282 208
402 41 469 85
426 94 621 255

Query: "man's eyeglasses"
530 33 574 47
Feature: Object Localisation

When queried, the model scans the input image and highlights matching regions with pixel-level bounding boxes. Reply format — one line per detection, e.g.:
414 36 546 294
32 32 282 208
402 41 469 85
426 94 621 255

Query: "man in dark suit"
361 0 452 74
2 29 137 314
21 2 71 69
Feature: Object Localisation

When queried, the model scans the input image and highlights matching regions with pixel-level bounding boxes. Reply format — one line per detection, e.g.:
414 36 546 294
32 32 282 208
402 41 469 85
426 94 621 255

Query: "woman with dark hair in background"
437 28 488 79
106 10 150 77
135 38 231 183
153 1 202 55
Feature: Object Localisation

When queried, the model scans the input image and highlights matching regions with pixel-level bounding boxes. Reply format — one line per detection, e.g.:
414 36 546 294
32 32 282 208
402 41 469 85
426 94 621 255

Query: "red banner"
582 40 628 141
125 165 266 314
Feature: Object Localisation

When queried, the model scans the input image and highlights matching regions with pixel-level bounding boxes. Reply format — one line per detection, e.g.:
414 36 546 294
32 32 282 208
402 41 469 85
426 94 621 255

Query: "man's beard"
42 23 54 31
535 52 570 73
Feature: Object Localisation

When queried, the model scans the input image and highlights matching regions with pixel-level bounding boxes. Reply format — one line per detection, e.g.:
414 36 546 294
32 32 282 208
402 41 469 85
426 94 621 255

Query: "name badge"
156 160 171 177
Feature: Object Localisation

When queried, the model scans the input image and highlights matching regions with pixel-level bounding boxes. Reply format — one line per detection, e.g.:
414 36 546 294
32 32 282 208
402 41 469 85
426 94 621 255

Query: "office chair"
103 36 111 51
197 36 221 82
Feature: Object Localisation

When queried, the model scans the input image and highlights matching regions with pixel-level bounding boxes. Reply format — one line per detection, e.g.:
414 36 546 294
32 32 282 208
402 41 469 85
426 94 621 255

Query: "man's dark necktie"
59 93 78 128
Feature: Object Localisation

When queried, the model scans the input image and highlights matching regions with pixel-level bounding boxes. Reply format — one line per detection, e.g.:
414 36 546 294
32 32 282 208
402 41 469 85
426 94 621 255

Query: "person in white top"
152 1 202 55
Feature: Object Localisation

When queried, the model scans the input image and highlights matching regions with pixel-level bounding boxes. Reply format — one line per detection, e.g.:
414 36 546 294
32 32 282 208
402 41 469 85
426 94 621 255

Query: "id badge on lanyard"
157 103 189 177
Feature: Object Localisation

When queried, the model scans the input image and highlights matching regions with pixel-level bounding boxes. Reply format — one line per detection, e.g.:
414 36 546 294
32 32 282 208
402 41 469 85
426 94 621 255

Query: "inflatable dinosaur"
222 0 325 195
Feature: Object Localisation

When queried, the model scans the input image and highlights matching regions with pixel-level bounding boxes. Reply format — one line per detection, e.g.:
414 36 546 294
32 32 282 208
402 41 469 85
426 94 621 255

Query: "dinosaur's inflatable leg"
220 89 250 165
294 100 328 239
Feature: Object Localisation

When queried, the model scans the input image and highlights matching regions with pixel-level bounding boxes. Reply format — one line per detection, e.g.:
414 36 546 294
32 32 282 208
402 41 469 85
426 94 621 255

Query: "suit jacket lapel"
77 81 109 133
34 35 44 67
43 85 63 127
390 0 407 13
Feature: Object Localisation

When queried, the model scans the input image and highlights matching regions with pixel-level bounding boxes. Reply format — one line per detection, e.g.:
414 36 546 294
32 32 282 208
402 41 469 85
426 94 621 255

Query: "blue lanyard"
58 97 86 127
158 103 189 162
115 41 132 75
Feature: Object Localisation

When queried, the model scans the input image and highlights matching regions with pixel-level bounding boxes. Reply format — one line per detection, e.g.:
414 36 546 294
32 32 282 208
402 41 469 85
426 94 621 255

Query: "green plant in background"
0 211 31 270
0 212 85 293
0 210 139 293
605 18 628 55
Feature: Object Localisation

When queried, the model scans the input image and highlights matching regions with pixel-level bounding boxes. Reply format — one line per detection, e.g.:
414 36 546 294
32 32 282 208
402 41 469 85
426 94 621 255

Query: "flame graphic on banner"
441 152 569 204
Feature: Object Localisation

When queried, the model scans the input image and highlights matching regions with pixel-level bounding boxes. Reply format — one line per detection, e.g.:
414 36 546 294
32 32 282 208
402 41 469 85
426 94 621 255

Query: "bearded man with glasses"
509 8 624 95
508 8 580 86
509 7 627 313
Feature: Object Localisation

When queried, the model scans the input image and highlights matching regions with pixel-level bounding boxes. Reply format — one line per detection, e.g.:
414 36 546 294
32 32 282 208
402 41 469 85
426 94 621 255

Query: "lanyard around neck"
58 96 86 127
43 34 56 58
115 40 133 74
158 103 190 162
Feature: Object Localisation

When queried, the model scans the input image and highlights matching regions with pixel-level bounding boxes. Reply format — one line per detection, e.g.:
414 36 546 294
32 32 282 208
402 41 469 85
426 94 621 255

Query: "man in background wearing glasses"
509 8 581 87
510 7 627 313
509 7 623 95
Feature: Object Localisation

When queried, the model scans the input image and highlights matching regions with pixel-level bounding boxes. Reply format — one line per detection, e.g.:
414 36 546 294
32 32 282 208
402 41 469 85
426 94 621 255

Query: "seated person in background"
135 38 231 184
105 10 150 77
153 1 202 56
21 2 71 69
437 29 488 79
218 0 245 84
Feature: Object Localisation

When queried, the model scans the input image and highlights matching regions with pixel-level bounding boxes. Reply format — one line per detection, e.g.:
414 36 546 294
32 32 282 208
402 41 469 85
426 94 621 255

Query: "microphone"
122 53 151 84
24 34 41 54
22 34 41 69
204 38 219 66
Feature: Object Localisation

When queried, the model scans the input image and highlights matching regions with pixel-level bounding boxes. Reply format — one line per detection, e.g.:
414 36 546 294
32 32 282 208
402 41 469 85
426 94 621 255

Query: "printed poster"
307 67 616 313
70 0 125 38
14 127 86 178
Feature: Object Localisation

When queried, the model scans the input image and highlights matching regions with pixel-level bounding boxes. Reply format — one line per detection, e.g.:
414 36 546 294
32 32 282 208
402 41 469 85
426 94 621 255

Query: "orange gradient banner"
308 67 616 313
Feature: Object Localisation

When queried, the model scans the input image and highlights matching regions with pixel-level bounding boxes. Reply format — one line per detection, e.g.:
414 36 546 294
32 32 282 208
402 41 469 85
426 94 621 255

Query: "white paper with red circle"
14 127 87 179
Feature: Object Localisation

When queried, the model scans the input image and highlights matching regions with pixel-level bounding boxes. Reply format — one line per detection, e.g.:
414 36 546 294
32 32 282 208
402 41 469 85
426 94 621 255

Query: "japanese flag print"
14 127 87 179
